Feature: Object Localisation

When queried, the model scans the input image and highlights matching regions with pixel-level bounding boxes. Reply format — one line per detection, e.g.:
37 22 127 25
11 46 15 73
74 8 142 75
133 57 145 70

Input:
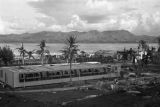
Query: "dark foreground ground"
0 93 43 107
66 86 160 107
1 64 160 107
1 85 160 107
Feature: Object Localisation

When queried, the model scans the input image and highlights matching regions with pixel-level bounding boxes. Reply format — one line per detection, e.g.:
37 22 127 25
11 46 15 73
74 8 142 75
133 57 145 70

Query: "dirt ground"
1 86 160 107
0 93 44 107
1 64 160 107
66 85 160 107
66 93 160 107
0 89 102 107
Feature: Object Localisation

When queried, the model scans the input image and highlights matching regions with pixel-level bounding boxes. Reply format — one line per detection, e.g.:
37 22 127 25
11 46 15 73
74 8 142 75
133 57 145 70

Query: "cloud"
107 0 128 1
27 0 44 2
0 0 160 36
49 25 64 31
121 7 137 12
0 17 6 34
67 15 87 31
0 16 47 34
0 16 24 34
133 11 160 36
81 14 107 23
86 0 114 11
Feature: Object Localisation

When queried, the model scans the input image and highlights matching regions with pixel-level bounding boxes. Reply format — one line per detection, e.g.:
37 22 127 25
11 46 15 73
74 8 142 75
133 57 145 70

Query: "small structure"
0 63 121 88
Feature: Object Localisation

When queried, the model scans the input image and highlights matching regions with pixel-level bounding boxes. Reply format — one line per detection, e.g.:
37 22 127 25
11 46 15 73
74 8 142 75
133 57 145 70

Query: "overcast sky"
0 0 160 36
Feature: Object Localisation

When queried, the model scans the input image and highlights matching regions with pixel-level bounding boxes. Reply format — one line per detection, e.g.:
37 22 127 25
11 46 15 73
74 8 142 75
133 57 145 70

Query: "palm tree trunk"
69 59 72 82
41 50 44 65
22 54 25 65
41 54 44 65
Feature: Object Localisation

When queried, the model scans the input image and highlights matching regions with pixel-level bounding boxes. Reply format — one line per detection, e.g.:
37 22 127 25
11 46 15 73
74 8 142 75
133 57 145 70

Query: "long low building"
0 63 121 88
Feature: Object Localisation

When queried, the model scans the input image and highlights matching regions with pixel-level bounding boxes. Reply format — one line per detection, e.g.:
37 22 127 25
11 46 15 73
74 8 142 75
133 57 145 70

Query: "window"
103 67 106 71
56 72 60 75
19 73 24 82
64 71 68 74
95 69 98 72
19 74 24 78
0 70 3 78
71 70 74 74
51 72 55 76
115 67 117 70
74 70 77 74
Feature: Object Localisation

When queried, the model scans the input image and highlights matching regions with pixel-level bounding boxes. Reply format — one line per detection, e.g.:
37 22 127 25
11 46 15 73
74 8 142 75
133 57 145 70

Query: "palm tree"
61 35 79 82
16 43 26 65
138 40 150 72
157 37 160 52
138 40 148 51
36 40 50 65
25 50 36 59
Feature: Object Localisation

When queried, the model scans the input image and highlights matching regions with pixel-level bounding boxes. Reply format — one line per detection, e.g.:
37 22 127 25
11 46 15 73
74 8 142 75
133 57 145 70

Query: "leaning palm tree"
61 35 79 82
25 50 36 59
16 42 26 65
36 40 50 65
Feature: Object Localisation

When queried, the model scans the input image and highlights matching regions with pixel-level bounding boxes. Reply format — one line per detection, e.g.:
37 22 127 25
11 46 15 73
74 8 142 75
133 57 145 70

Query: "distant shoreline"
0 43 158 56
0 42 158 44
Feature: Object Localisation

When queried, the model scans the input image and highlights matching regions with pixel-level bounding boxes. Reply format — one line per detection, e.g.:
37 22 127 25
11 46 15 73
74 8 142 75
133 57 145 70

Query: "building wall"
13 72 119 88
12 66 121 88
0 64 121 88
0 68 14 87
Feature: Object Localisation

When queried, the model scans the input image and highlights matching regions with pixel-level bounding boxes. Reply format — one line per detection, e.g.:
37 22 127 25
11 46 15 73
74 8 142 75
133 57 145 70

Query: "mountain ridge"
0 30 157 43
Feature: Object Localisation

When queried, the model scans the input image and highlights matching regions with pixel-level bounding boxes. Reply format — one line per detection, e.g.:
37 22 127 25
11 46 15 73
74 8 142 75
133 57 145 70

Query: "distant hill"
0 30 157 43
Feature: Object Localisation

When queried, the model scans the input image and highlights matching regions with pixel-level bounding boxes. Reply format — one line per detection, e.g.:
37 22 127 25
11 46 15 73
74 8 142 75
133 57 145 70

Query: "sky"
0 0 160 36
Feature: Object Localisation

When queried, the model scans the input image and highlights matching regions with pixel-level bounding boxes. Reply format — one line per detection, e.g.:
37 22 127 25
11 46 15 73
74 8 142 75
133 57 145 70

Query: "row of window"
19 67 112 82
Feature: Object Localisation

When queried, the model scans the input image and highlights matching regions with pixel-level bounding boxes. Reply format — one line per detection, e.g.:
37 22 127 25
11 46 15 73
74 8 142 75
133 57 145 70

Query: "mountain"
0 30 157 43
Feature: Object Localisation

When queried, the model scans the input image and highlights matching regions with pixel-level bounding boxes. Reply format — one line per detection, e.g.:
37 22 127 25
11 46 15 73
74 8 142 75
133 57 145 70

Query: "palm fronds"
37 40 50 65
16 43 26 65
138 40 148 51
61 35 79 82
25 49 36 59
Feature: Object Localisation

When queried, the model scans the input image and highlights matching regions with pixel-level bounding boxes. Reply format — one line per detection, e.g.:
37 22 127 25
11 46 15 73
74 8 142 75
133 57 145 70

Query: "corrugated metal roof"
1 63 121 73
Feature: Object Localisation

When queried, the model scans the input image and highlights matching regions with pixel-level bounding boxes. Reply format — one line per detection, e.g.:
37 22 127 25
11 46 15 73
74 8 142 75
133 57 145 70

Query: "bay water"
0 43 158 55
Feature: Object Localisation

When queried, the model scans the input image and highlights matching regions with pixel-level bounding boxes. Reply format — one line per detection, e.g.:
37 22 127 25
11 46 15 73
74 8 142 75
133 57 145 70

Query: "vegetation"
36 40 50 65
25 50 35 59
151 37 160 64
77 51 89 62
61 35 79 82
138 40 148 51
157 37 160 52
0 37 159 66
16 43 26 65
0 46 14 66
61 48 69 63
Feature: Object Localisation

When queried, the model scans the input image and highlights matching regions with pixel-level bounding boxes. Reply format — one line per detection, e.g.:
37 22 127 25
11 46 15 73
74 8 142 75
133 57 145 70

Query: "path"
1 85 93 93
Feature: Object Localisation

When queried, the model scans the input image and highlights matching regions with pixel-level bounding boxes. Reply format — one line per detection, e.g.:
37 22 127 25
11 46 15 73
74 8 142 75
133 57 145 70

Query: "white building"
0 64 121 88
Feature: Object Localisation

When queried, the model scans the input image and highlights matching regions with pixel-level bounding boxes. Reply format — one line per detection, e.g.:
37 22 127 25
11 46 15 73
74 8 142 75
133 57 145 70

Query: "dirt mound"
0 93 44 107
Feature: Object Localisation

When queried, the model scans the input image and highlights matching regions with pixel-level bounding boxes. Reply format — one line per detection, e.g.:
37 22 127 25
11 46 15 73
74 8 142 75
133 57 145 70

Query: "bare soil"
0 64 160 107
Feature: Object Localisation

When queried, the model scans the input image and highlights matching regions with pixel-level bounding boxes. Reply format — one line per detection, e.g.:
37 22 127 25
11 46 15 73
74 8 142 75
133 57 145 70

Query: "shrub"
0 46 14 66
